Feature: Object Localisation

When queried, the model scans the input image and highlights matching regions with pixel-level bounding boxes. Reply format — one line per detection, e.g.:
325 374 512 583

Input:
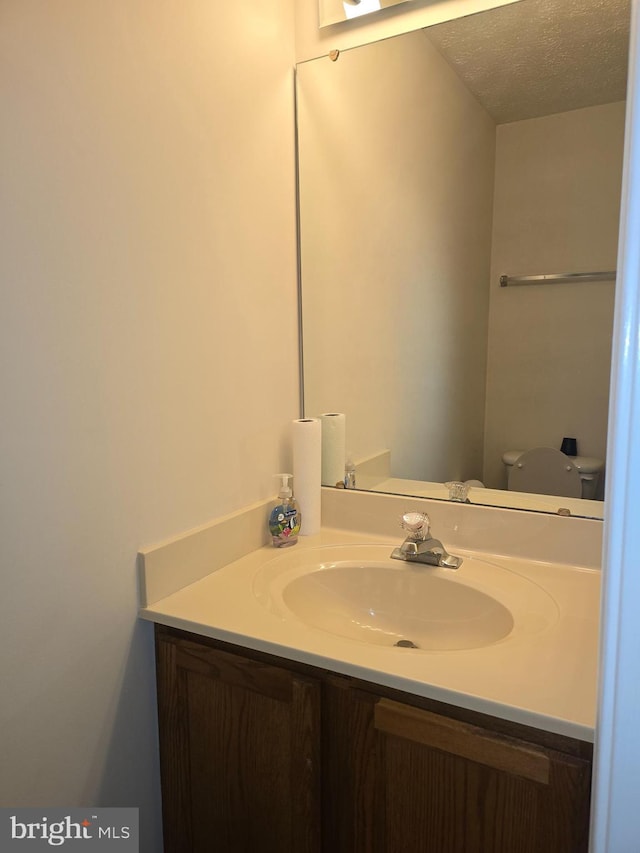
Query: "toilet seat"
507 447 582 498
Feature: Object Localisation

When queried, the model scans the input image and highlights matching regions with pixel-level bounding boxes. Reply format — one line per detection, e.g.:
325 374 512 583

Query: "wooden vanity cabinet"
155 628 321 853
155 626 592 853
322 676 591 853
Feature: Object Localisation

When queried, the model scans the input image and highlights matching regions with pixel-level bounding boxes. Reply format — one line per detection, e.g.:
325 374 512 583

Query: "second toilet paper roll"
292 418 322 535
321 412 346 487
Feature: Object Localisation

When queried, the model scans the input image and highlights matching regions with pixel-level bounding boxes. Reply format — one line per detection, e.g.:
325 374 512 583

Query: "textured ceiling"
424 0 630 124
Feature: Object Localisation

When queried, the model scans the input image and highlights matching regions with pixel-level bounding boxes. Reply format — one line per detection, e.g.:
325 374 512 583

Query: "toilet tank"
502 450 604 500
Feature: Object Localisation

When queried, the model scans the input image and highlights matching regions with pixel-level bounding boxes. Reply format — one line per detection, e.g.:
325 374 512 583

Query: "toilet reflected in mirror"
504 447 604 499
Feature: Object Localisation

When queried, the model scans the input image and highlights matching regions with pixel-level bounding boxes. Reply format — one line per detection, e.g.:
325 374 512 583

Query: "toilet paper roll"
292 418 322 535
320 412 346 487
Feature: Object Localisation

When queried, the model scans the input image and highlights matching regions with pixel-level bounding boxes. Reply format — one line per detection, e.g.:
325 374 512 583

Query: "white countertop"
140 525 600 743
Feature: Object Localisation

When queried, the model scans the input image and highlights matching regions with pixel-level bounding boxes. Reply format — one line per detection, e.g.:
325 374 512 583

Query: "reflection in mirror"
297 0 630 519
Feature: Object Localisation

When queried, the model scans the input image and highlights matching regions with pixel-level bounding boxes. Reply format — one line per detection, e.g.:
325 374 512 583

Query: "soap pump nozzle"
276 473 293 499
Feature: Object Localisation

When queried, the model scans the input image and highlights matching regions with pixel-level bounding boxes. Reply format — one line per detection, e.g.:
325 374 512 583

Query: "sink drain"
394 639 419 649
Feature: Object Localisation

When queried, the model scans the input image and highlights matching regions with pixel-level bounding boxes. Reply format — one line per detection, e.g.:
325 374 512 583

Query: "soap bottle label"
269 505 301 547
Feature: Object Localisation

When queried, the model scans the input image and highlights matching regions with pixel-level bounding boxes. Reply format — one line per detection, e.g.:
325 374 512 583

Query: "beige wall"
299 29 496 482
483 102 626 491
0 0 296 846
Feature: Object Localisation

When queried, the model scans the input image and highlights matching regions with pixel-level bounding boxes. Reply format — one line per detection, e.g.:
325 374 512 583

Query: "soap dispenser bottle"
268 474 301 548
344 453 356 489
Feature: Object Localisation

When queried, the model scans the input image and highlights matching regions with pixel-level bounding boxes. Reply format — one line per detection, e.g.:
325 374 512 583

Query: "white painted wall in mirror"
298 29 496 482
483 102 624 494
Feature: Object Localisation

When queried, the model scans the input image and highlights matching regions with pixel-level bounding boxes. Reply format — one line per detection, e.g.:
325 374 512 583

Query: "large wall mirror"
297 0 630 519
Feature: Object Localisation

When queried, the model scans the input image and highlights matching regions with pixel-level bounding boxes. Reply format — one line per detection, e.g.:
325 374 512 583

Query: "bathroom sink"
252 545 558 651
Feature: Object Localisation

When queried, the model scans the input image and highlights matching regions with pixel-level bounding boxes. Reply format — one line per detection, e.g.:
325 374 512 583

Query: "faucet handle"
445 481 470 503
401 511 430 540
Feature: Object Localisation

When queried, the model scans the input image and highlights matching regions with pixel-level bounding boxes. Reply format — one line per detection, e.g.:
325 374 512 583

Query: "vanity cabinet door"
155 631 321 853
372 698 591 853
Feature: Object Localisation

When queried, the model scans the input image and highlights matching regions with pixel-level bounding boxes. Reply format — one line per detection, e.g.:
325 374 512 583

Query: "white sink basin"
253 544 558 651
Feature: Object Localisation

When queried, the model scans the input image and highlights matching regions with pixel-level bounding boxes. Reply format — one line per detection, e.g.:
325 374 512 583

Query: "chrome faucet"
391 511 462 570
